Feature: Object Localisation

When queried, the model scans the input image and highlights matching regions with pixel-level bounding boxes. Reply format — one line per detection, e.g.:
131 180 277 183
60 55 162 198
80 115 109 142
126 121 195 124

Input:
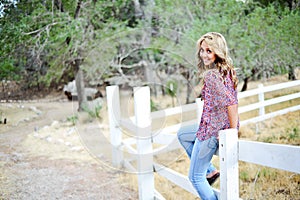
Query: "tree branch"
74 0 83 19
110 60 147 69
22 22 61 35
54 0 64 12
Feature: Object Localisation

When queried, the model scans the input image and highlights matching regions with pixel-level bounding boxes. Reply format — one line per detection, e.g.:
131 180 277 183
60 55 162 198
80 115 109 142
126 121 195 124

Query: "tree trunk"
75 66 87 112
133 0 143 19
180 68 194 104
241 77 249 92
73 0 86 112
54 0 64 12
288 65 297 80
74 0 82 19
186 80 192 104
140 0 157 94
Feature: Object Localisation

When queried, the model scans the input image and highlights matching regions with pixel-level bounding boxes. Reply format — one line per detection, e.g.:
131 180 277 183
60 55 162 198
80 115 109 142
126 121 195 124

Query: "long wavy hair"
196 32 238 89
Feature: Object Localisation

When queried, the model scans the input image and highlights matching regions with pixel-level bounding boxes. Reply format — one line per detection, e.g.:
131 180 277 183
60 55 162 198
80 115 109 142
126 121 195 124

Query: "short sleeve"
204 70 237 107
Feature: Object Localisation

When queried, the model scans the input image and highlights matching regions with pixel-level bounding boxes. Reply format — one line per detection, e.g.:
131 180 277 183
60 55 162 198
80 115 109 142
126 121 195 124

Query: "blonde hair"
196 32 238 89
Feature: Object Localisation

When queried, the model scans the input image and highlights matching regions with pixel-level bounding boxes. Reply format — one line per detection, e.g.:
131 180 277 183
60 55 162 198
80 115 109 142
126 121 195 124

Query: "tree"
1 0 299 104
0 0 128 106
179 0 299 91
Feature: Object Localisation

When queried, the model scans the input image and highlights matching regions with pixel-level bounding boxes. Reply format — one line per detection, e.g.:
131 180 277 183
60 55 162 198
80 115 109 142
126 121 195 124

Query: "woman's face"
199 40 216 66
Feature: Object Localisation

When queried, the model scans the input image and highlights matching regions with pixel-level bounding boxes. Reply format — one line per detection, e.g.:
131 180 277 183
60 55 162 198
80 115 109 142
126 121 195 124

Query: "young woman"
177 32 239 199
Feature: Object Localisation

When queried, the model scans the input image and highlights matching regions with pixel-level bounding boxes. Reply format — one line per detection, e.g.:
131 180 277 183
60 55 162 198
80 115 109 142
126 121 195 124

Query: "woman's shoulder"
203 69 221 80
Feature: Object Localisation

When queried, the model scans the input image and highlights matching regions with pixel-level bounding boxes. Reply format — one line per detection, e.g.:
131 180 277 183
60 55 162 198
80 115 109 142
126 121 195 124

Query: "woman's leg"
188 137 218 200
177 124 198 158
206 163 217 176
177 124 218 177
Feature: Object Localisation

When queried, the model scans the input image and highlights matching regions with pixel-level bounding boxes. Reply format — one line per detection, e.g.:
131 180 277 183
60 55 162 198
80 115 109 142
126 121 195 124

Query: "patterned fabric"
196 69 239 141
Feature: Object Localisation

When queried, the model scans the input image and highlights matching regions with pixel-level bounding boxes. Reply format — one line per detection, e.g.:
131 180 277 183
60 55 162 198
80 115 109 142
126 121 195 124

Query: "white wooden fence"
106 80 300 200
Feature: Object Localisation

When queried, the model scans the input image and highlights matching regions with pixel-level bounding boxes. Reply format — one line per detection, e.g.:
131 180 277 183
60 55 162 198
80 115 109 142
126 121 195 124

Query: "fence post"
195 98 204 123
219 129 239 200
134 86 154 200
106 85 123 168
258 84 265 116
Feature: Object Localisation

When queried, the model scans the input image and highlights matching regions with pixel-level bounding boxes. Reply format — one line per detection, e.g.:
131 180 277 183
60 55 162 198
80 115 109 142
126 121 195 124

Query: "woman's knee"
188 174 195 185
177 132 184 142
188 173 206 186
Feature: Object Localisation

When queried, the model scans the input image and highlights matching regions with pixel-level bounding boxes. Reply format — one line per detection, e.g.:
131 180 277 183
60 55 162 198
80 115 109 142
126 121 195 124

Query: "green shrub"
82 103 102 119
166 80 178 107
67 115 78 125
151 99 160 112
240 171 250 182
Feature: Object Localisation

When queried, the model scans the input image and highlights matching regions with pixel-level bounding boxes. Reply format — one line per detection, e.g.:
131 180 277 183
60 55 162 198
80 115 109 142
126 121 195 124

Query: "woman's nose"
201 51 208 58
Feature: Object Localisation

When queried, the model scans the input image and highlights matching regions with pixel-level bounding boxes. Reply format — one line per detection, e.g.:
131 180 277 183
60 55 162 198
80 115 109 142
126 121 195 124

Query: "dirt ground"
0 96 138 200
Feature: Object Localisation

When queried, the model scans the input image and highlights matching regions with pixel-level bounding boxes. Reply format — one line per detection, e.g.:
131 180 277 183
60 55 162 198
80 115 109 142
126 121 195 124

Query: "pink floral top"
196 69 239 141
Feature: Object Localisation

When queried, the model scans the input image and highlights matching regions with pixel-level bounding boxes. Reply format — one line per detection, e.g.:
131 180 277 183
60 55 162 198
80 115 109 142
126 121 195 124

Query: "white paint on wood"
106 85 123 167
196 98 203 122
119 118 137 133
153 163 221 198
239 140 300 173
152 133 176 144
151 119 197 135
239 92 300 114
122 141 138 154
154 163 198 196
134 87 154 200
238 80 300 99
154 189 166 200
258 84 265 116
151 102 196 119
261 80 300 93
152 137 182 155
219 129 239 200
240 104 300 126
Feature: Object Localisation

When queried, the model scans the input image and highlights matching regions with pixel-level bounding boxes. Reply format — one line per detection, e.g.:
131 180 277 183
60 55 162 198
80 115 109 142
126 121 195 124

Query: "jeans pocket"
198 137 218 159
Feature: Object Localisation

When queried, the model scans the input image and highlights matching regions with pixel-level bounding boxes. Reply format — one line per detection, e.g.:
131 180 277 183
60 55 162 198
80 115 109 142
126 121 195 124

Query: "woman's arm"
228 104 238 128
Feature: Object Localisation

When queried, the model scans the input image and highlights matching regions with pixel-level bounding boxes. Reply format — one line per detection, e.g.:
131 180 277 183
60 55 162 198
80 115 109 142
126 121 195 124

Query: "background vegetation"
1 0 299 107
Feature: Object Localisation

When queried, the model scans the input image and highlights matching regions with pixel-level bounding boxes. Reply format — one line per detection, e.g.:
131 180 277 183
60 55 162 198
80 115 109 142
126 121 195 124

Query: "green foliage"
150 99 160 112
166 80 178 107
258 168 277 179
82 103 103 119
181 0 299 82
0 60 21 80
0 0 299 95
166 80 178 98
240 171 250 182
67 115 78 125
287 127 299 140
0 0 128 88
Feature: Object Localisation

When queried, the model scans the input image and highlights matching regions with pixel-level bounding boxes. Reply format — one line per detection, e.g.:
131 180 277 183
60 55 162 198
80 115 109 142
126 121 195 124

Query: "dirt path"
0 100 137 200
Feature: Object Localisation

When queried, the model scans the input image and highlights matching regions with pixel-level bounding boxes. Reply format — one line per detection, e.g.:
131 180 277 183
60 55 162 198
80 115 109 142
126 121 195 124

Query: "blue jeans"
177 124 218 199
189 137 218 200
177 124 217 175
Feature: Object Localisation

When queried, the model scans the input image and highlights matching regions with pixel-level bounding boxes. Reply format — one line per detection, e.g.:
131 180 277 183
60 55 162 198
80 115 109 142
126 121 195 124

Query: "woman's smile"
199 41 216 66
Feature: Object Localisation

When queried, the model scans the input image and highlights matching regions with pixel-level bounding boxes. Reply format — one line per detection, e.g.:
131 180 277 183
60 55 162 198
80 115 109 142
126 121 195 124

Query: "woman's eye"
207 50 212 53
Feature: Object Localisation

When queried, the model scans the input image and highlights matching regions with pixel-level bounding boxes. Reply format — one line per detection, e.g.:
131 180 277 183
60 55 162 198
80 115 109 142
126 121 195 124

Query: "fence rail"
106 80 300 200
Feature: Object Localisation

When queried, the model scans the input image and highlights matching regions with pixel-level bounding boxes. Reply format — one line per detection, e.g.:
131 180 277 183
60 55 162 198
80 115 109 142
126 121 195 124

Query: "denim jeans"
189 137 218 200
177 124 217 176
